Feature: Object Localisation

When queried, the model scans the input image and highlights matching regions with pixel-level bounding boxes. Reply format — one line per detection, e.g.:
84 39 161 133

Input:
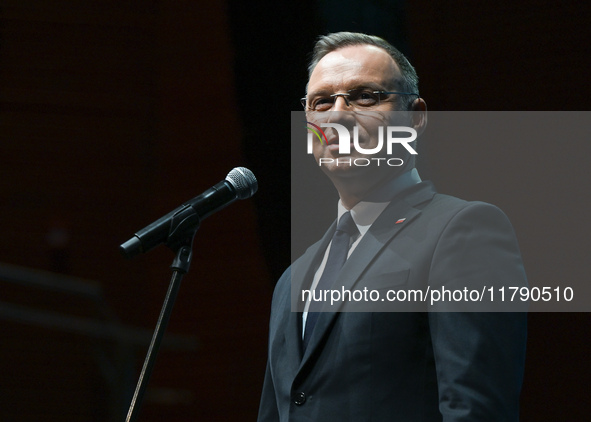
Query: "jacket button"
293 391 306 405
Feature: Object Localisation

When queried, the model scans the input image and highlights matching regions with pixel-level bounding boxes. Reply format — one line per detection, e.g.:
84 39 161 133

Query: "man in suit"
258 32 527 421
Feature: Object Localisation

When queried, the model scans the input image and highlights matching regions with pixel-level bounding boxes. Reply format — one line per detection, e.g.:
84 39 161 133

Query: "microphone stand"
125 229 196 422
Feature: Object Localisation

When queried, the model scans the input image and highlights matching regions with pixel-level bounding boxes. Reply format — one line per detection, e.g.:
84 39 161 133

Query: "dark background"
1 0 589 421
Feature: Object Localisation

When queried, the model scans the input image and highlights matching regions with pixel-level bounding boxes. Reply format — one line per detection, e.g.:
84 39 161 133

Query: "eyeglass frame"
300 89 419 111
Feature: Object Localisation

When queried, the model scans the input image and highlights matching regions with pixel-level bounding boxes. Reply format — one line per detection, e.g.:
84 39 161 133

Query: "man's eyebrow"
307 81 392 96
306 88 332 97
348 82 387 91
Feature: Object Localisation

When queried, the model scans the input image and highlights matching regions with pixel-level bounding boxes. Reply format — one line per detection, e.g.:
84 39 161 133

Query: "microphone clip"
165 204 201 255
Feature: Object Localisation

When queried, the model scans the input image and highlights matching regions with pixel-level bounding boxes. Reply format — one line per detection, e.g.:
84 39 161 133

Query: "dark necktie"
302 211 359 351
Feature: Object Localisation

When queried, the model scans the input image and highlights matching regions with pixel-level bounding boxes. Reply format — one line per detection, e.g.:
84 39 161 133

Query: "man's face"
306 45 411 186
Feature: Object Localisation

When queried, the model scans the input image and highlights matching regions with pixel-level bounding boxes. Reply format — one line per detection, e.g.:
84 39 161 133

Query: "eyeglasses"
301 88 419 111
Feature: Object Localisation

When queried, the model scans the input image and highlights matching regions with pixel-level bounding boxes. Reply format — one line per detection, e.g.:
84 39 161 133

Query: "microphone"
120 167 258 258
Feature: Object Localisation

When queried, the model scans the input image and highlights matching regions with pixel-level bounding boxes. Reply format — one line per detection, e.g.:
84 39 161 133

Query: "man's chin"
318 155 393 180
316 155 358 176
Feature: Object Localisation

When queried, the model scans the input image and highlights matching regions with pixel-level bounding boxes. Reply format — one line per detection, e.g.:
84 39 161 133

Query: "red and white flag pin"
395 218 406 224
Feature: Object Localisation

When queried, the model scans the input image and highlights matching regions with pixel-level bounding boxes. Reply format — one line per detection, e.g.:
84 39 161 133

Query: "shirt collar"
337 169 422 236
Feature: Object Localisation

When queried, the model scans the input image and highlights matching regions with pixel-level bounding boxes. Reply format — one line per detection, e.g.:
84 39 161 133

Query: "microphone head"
226 167 258 199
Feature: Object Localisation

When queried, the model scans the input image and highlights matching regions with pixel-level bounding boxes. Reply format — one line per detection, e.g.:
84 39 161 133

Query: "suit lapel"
299 182 436 366
285 224 336 363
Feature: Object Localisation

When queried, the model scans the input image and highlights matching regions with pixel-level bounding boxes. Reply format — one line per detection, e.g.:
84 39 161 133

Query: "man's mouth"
326 137 338 145
324 137 359 153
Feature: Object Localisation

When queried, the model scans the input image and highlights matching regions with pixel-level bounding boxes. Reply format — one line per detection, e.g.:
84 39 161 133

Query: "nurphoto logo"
306 122 417 167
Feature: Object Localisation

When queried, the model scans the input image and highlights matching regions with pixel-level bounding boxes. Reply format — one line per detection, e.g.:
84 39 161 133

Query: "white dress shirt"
302 169 422 338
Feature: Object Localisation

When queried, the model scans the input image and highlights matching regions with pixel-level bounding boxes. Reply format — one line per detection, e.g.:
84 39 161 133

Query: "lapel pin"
395 218 406 224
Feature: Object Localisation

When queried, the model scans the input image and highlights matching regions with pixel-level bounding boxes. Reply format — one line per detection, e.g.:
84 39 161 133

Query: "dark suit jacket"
258 182 527 422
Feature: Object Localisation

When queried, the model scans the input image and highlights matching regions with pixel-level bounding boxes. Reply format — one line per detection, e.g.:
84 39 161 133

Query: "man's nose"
332 94 350 111
325 102 356 131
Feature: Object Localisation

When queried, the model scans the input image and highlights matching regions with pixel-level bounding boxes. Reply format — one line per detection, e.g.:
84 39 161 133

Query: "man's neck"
336 168 422 209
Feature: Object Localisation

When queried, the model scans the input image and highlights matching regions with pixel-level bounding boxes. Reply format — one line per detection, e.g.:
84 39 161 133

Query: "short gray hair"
308 32 419 109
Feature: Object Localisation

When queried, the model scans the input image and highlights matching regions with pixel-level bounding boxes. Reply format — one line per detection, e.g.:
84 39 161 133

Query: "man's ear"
411 97 427 136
